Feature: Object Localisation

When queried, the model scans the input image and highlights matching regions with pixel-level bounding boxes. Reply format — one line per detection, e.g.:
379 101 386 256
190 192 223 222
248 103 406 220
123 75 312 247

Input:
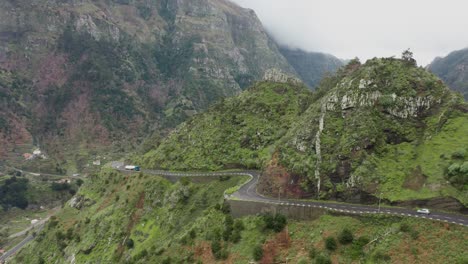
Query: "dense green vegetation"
141 57 468 206
12 169 468 263
0 172 79 212
0 176 29 210
140 81 313 170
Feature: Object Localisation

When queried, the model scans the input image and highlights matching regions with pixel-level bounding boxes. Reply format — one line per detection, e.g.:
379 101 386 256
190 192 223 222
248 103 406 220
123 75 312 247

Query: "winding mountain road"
135 168 468 227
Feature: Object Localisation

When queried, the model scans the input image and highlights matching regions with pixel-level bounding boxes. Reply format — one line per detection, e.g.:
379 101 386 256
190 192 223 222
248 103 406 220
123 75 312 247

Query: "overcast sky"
231 0 468 66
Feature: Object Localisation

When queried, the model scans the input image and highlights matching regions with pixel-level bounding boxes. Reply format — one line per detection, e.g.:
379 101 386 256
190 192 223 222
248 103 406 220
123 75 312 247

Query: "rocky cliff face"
0 0 294 169
428 48 468 100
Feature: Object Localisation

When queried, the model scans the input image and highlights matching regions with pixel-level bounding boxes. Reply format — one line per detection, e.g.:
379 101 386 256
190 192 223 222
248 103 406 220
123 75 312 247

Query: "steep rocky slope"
0 0 294 169
428 48 468 100
141 57 468 207
280 47 344 89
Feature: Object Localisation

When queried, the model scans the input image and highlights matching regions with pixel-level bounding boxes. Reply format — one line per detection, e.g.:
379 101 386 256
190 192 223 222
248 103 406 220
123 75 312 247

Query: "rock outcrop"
0 0 294 167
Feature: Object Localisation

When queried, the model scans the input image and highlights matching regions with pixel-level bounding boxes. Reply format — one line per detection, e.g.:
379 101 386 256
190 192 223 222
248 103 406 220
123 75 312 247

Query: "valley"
0 0 467 263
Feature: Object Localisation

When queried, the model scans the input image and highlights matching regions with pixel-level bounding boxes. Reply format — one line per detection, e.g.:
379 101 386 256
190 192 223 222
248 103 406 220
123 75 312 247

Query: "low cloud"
231 0 468 65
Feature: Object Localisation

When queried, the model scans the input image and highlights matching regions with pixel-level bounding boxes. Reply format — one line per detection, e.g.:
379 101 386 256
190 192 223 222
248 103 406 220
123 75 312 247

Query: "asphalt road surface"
131 168 468 227
0 235 34 263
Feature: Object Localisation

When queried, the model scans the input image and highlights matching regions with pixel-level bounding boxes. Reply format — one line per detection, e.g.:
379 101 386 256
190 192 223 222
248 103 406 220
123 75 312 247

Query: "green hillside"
140 81 314 170
10 169 467 263
141 57 468 207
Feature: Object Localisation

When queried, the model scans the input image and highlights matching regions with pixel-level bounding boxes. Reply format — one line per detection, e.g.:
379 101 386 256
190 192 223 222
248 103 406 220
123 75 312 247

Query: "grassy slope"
11 169 468 264
12 169 248 263
140 81 313 170
284 214 467 264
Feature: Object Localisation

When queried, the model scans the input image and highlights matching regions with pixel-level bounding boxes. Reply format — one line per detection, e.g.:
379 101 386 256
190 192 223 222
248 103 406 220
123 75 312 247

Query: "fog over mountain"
231 0 468 65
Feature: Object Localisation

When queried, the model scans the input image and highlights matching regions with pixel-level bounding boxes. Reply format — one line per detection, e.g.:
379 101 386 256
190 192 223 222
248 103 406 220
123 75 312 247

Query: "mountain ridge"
428 47 468 100
140 57 468 208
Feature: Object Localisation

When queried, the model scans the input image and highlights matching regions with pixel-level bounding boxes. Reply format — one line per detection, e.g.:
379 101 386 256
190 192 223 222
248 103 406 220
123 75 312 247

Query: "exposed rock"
263 68 302 85
69 195 95 210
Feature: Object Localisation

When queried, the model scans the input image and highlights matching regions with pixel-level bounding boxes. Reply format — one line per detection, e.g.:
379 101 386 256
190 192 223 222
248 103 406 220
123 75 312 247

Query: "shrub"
189 229 196 239
309 247 317 259
373 250 391 262
325 237 337 251
161 257 171 264
314 253 332 264
452 149 466 159
253 244 263 261
211 240 221 255
338 228 354 244
234 219 245 231
400 222 411 232
215 249 229 260
263 213 287 232
448 163 461 176
76 179 84 187
348 236 370 259
126 238 134 248
230 229 241 243
410 230 419 240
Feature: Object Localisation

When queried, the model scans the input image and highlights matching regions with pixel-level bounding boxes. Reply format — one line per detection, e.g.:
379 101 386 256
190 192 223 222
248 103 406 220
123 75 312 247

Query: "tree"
325 237 337 251
126 238 134 248
76 179 84 187
253 244 263 261
338 228 354 244
263 213 287 232
402 49 416 66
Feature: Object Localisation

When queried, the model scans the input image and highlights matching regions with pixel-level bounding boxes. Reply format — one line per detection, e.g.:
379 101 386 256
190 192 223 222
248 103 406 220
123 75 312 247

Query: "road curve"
0 235 34 263
131 168 468 227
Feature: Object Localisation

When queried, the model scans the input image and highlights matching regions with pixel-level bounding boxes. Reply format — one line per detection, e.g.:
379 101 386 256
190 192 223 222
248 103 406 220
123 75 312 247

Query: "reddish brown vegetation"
260 228 291 264
36 54 69 92
259 153 311 199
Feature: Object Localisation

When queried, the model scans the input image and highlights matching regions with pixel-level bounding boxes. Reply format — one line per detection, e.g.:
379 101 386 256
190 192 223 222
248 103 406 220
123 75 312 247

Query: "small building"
31 219 39 225
23 153 33 160
92 160 101 166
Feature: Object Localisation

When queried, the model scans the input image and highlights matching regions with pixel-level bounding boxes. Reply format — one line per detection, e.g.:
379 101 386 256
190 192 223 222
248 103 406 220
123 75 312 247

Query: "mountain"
0 0 294 170
141 78 313 171
279 47 344 89
141 57 468 209
428 48 468 100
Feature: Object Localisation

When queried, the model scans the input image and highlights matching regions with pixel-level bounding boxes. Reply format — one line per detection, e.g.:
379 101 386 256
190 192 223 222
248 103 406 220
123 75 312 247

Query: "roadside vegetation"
10 169 468 263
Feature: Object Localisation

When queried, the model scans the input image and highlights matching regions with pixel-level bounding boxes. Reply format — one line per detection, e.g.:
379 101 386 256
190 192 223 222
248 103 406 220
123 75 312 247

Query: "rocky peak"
263 68 302 85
